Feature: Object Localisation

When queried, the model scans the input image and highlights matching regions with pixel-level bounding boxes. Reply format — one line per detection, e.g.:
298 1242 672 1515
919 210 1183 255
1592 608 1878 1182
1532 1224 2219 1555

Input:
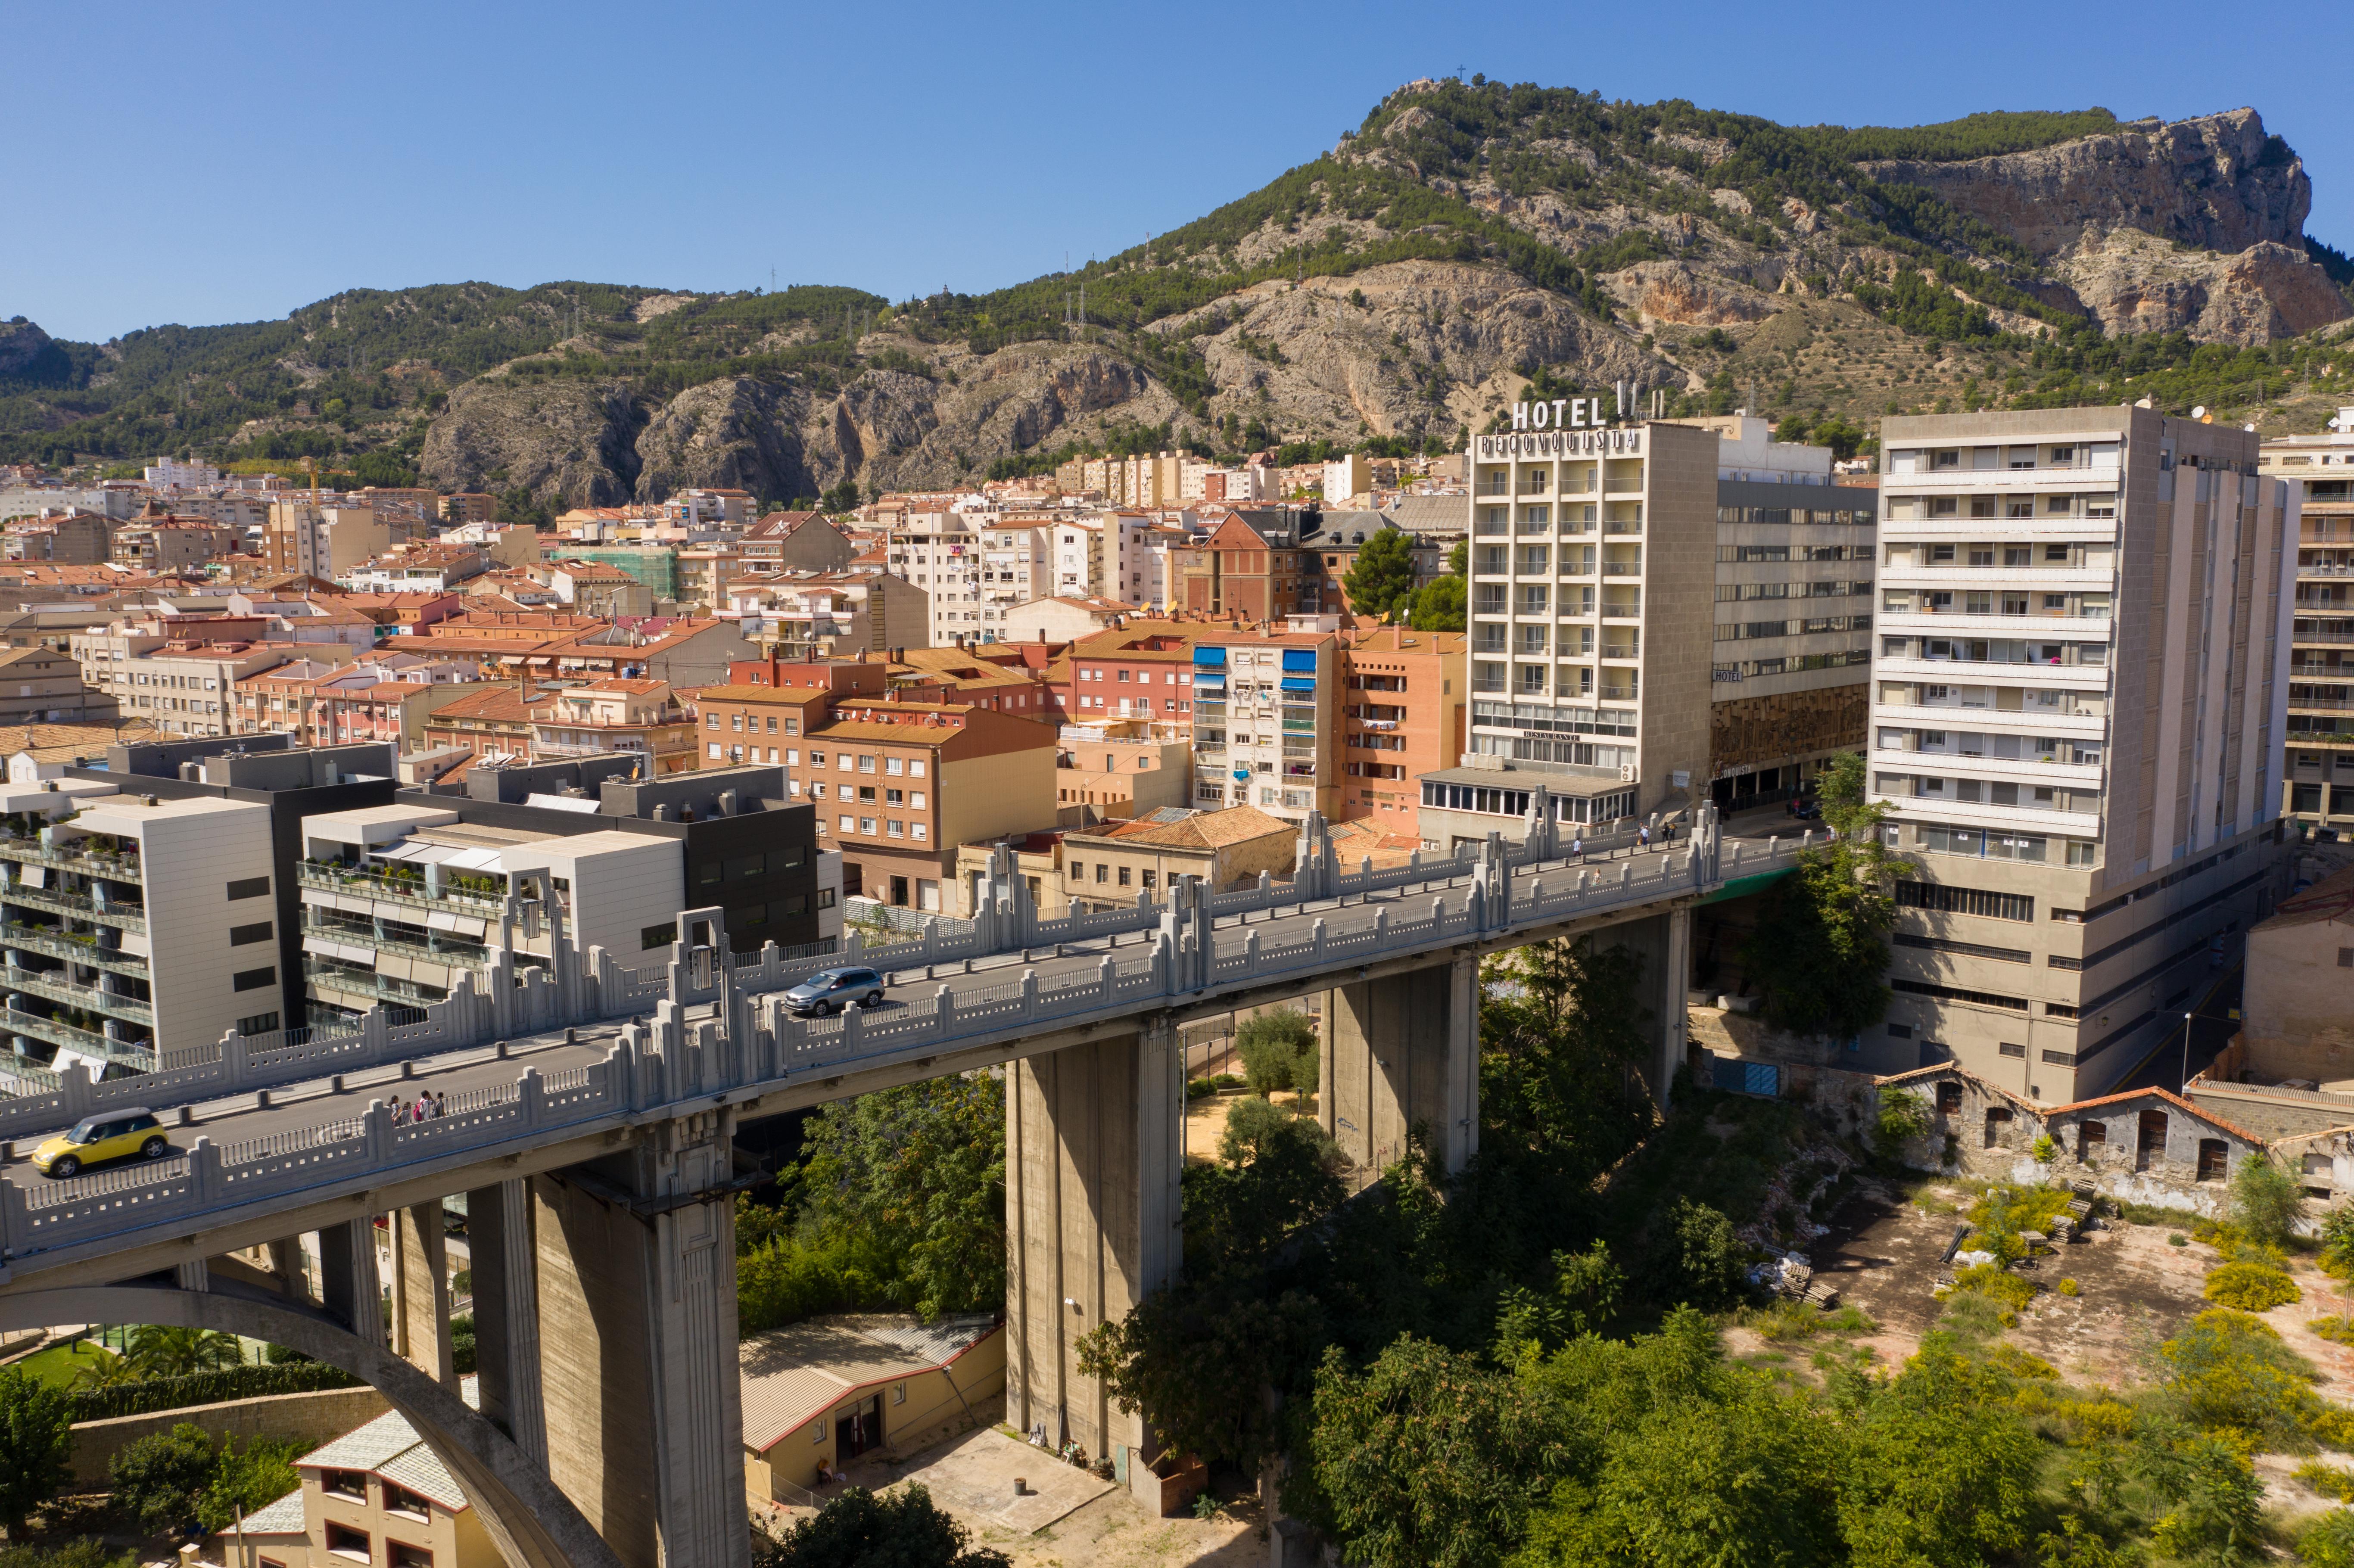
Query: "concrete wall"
2240 902 2354 1082
70 1384 389 1485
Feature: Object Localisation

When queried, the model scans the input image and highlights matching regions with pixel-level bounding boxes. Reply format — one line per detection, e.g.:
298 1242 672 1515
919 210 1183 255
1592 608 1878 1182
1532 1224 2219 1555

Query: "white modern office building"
1866 405 2296 1099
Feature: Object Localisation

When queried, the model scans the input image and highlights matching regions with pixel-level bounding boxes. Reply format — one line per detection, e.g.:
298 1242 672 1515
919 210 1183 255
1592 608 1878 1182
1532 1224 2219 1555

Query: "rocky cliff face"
0 319 54 380
2051 230 2351 344
1864 109 2312 259
417 377 645 507
630 376 810 503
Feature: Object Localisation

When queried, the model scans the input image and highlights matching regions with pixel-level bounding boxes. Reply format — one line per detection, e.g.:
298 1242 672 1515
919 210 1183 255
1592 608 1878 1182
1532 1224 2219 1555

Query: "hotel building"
2259 409 2354 832
1867 406 2294 1099
1417 411 1874 850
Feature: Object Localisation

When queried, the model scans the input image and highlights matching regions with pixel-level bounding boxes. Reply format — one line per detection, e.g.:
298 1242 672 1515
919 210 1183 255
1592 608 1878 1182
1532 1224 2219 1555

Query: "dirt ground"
1183 1089 1314 1164
1737 1178 2354 1405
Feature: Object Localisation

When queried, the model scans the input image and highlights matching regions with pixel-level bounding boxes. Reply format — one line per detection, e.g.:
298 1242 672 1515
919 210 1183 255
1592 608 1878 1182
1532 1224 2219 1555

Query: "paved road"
0 831 1794 1204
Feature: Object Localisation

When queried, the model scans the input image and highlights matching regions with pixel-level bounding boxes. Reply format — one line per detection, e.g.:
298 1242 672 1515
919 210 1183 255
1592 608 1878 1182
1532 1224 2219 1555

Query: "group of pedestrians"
1563 819 1677 862
390 1092 449 1126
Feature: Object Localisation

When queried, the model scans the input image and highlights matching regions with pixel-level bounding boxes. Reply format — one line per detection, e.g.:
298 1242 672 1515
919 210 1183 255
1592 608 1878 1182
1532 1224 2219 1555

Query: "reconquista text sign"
1475 426 1646 460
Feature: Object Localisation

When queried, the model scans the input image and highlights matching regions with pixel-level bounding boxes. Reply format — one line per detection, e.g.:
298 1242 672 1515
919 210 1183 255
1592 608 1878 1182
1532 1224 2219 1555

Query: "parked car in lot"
33 1108 168 1178
782 966 887 1016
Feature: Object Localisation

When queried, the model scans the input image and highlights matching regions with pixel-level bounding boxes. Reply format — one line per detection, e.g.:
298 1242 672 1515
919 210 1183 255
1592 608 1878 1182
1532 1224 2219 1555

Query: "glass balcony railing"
0 882 144 933
0 837 144 885
0 1004 149 1066
4 965 151 1024
0 922 148 977
299 861 512 911
307 918 490 970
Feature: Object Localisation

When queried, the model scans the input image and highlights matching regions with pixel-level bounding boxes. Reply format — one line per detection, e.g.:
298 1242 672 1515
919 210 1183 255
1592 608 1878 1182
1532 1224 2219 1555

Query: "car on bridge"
781 966 887 1017
32 1108 169 1178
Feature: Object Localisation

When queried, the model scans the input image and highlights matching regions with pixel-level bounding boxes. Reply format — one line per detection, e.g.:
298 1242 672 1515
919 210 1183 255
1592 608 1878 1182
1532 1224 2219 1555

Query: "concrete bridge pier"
1006 1012 1183 1501
468 1176 549 1466
389 1201 458 1388
1595 907 1694 1107
532 1110 750 1568
1323 952 1481 1179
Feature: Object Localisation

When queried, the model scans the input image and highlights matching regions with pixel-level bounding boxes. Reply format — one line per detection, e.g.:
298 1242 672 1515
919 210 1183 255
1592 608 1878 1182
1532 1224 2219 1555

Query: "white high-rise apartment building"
1868 407 2295 1101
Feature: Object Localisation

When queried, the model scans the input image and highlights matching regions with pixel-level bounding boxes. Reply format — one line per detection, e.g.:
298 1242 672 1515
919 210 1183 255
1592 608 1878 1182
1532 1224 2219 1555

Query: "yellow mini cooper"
32 1109 168 1178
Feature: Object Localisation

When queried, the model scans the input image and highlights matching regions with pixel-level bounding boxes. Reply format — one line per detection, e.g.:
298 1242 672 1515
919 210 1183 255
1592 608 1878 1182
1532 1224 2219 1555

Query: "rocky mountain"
7 87 2354 506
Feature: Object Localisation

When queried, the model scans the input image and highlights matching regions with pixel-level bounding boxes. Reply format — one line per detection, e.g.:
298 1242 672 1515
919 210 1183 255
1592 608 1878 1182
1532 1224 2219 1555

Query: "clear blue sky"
12 0 2345 343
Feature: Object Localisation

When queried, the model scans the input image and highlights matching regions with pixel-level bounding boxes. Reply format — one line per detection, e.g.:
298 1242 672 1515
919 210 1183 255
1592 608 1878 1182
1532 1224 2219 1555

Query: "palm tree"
124 1324 242 1378
71 1345 140 1390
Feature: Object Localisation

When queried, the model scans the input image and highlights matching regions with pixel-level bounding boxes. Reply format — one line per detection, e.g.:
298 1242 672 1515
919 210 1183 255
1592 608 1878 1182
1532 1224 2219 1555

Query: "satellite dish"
2190 406 2207 419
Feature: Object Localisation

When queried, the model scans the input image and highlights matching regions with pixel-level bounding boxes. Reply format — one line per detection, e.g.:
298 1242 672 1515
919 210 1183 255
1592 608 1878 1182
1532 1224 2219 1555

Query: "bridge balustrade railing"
0 831 1817 1261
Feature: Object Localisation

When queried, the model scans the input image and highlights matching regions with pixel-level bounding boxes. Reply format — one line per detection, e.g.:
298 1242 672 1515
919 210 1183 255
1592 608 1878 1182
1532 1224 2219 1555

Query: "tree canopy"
1343 526 1419 620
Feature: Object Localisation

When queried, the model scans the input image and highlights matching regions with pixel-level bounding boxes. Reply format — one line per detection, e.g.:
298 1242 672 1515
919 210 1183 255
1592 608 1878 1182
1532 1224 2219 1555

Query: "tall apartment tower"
1869 407 2295 1101
2258 409 2354 832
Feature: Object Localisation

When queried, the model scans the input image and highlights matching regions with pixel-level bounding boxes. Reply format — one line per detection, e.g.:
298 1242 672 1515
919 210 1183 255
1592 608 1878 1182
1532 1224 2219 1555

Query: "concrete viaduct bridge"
0 807 1802 1568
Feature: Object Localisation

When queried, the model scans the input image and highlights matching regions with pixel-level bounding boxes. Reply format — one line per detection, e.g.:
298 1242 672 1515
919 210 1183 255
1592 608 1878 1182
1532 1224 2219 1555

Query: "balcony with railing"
0 880 145 933
298 860 513 913
305 911 491 971
1599 682 1639 701
0 921 148 978
305 957 450 1010
0 1000 149 1067
0 834 144 886
1600 640 1640 661
4 964 152 1025
1601 553 1643 577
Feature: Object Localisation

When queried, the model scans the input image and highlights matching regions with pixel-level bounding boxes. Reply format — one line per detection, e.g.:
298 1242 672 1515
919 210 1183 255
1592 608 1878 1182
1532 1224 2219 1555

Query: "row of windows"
1716 614 1874 640
1883 637 2109 666
1718 544 1868 562
1711 649 1872 680
1713 581 1874 601
1715 506 1876 526
1901 823 2100 865
832 815 928 841
706 742 931 778
716 711 803 735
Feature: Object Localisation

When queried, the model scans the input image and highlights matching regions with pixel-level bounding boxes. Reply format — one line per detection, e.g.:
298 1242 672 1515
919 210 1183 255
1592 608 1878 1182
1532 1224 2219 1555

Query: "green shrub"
0 1544 140 1568
1949 1263 2035 1318
1872 1088 1932 1157
108 1423 218 1533
2030 1134 2057 1164
2301 1508 2354 1568
65 1360 359 1423
2229 1152 2304 1248
2314 1317 2354 1347
2299 1461 2354 1503
2159 1308 2324 1441
2203 1263 2301 1312
2057 1278 2080 1297
0 1366 75 1534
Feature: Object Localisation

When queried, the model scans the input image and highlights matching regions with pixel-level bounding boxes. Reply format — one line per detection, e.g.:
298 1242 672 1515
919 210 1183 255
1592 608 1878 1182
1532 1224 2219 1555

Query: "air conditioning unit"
1619 764 1636 783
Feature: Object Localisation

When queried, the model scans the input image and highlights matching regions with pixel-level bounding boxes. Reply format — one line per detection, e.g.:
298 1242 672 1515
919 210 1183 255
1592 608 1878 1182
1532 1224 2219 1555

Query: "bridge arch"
0 1285 619 1568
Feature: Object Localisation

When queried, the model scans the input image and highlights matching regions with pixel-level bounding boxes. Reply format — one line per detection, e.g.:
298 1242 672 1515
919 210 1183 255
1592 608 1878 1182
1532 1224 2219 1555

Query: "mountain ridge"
6 87 2354 510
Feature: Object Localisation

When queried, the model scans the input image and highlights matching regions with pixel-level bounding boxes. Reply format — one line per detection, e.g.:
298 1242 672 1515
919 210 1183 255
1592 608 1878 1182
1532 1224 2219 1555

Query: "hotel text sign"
1509 398 1614 431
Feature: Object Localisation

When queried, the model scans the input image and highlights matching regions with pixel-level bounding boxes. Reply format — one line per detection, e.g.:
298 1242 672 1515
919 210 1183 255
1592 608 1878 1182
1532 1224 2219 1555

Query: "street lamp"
2180 1010 2196 1090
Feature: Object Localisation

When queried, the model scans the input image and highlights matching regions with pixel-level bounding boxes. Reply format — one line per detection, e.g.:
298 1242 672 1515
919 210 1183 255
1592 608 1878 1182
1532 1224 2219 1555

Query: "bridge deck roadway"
0 832 1800 1289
